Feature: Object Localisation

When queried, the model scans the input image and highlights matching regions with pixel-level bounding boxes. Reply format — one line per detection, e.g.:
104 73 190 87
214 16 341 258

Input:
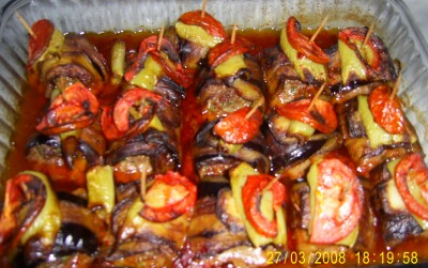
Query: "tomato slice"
213 107 262 144
208 38 250 67
101 106 125 141
277 98 337 134
124 36 191 88
309 157 362 244
242 174 286 237
0 173 48 254
338 28 381 69
178 10 227 39
395 153 428 220
286 17 329 64
140 171 197 222
28 19 55 66
113 88 162 134
368 85 405 134
36 82 99 135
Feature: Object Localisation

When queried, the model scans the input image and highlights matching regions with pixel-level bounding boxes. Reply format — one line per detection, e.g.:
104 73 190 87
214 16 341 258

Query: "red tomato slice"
36 82 99 135
242 174 286 237
395 153 428 220
0 173 46 254
286 17 329 64
277 98 337 134
338 28 381 69
124 36 191 88
101 106 125 141
208 38 250 67
179 10 227 39
309 158 363 244
368 85 405 134
140 171 197 222
213 107 262 144
113 88 162 133
28 19 55 66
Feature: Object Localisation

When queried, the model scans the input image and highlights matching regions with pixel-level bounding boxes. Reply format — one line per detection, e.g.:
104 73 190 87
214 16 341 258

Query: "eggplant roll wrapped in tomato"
0 171 113 268
102 35 190 185
26 117 106 191
172 10 227 70
261 17 339 180
261 81 339 180
289 151 376 263
337 84 421 177
330 27 397 103
370 153 428 249
99 172 196 268
176 163 287 268
193 37 269 182
27 20 108 98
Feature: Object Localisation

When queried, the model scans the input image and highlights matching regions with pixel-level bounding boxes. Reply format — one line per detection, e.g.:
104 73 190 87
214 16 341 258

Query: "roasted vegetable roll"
289 151 376 263
99 172 196 268
337 83 421 177
0 171 112 268
102 35 189 185
173 10 227 70
193 37 269 182
262 81 339 180
371 153 428 248
176 163 287 267
26 119 106 190
27 20 108 98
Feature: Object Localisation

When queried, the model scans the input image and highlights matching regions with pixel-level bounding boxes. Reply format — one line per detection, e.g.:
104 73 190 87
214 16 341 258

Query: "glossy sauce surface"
2 28 428 268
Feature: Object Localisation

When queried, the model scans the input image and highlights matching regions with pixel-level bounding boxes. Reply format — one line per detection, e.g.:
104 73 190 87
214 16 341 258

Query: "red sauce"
2 29 427 268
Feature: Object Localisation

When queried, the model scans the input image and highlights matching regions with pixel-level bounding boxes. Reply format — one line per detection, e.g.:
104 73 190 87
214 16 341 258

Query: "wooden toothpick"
245 98 264 120
16 12 36 38
390 71 402 100
201 0 208 18
230 25 237 45
362 23 374 48
262 177 281 195
140 167 147 201
157 25 165 51
308 82 327 110
310 15 329 43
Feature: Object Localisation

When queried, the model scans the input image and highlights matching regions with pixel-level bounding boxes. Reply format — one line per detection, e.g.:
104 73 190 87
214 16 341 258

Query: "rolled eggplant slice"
176 187 284 268
173 10 227 69
106 128 180 177
289 152 375 263
370 157 428 248
26 124 106 191
194 120 269 182
100 172 196 268
264 116 340 179
337 97 421 177
1 172 110 268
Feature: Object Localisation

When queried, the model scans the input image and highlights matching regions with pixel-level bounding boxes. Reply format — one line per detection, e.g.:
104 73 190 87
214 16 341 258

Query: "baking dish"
0 0 428 267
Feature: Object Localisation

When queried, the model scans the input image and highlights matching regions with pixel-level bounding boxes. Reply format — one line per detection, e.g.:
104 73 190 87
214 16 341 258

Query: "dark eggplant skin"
106 128 180 174
289 176 376 262
63 34 108 80
370 164 425 248
337 98 422 177
175 191 285 268
193 121 270 182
